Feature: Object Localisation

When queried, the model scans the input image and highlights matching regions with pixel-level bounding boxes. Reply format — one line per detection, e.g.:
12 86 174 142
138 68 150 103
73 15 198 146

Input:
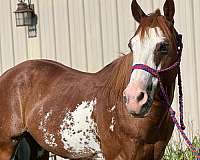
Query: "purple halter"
131 33 200 158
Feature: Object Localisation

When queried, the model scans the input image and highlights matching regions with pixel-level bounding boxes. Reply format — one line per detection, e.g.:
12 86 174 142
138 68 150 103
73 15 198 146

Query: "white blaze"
130 27 164 88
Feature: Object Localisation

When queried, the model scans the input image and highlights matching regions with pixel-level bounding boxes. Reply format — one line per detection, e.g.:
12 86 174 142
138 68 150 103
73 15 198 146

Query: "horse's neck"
94 54 177 146
112 79 176 143
96 58 121 82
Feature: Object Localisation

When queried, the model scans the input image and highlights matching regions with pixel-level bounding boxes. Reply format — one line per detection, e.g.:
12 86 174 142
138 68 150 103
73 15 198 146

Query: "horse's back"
0 59 98 140
0 59 116 159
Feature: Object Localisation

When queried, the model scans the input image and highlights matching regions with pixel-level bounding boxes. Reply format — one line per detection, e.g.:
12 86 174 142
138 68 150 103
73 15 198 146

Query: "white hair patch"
109 116 115 132
60 99 104 159
39 110 58 147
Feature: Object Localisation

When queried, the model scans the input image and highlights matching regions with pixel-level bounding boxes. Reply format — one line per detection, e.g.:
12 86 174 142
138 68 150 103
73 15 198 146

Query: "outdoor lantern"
14 0 37 38
14 0 35 27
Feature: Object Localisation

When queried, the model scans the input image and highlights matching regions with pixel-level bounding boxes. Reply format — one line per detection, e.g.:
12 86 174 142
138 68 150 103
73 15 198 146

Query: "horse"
0 0 180 159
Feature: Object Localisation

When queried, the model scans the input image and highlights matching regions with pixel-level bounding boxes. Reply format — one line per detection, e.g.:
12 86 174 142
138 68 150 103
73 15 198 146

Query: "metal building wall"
0 0 200 159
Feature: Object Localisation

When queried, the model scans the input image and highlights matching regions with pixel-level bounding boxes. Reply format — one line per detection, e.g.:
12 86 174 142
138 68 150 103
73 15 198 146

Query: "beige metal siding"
0 0 199 158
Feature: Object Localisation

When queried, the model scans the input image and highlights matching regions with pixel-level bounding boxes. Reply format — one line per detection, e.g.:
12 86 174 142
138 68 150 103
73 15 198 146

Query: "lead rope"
159 34 199 158
158 75 200 159
168 34 199 158
177 66 185 130
176 33 186 131
132 64 200 159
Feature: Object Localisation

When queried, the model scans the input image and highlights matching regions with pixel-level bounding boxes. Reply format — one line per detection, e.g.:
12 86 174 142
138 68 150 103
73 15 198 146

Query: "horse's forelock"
135 9 175 44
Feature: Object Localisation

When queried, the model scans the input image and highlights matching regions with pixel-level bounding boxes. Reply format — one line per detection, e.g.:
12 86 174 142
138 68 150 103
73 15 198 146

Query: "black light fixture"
14 0 37 38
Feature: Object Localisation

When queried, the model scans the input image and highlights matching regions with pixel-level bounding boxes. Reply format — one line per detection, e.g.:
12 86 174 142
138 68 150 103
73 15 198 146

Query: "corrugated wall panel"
27 0 42 59
117 0 136 54
11 0 28 65
83 0 103 72
68 0 88 71
0 33 2 74
179 0 199 134
53 0 72 66
193 0 200 123
99 0 120 66
138 0 153 13
39 0 57 59
0 0 15 72
0 0 199 158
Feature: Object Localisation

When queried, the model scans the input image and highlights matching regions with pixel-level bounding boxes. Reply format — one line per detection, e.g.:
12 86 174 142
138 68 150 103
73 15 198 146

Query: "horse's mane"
99 53 133 106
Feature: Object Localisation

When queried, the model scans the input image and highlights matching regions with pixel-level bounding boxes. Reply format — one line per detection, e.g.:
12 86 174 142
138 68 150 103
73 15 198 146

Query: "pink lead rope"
131 34 200 159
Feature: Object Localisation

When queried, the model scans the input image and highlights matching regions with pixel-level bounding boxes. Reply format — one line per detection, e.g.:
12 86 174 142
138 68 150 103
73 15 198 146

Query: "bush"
163 136 200 160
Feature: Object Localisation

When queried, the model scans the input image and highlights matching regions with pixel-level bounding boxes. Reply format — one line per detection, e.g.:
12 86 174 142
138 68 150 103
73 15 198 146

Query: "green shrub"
163 136 200 160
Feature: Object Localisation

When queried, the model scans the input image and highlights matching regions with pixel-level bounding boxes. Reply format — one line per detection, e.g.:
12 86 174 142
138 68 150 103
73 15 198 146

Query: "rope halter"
131 33 200 159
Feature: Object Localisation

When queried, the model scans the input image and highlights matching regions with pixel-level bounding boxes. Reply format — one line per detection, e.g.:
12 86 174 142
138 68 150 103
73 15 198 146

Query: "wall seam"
36 0 42 58
82 0 88 72
0 34 3 74
66 1 72 67
191 0 200 126
9 0 15 66
25 25 28 59
115 0 120 57
98 0 104 67
52 0 57 60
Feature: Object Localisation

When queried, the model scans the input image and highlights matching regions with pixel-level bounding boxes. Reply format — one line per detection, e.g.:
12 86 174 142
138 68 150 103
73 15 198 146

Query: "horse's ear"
131 0 146 23
163 0 175 22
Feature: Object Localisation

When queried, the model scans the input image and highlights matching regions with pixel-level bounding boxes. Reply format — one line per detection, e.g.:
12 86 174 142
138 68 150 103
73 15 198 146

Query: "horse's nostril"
137 92 145 102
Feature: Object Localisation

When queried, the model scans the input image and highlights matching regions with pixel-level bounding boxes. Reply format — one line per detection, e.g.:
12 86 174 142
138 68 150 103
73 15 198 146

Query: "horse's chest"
59 100 103 157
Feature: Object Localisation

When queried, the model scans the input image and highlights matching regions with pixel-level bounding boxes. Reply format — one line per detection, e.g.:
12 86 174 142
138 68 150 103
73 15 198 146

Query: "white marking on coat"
109 116 115 132
60 99 104 158
109 106 116 112
39 110 58 147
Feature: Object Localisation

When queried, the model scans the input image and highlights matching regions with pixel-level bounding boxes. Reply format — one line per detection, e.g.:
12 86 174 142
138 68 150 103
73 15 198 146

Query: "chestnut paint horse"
1 0 180 159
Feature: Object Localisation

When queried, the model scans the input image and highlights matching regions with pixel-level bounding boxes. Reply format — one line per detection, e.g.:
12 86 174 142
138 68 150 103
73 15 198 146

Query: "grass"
163 136 200 160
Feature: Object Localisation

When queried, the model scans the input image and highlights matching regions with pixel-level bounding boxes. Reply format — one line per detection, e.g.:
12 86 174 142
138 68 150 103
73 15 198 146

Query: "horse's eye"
159 42 169 54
